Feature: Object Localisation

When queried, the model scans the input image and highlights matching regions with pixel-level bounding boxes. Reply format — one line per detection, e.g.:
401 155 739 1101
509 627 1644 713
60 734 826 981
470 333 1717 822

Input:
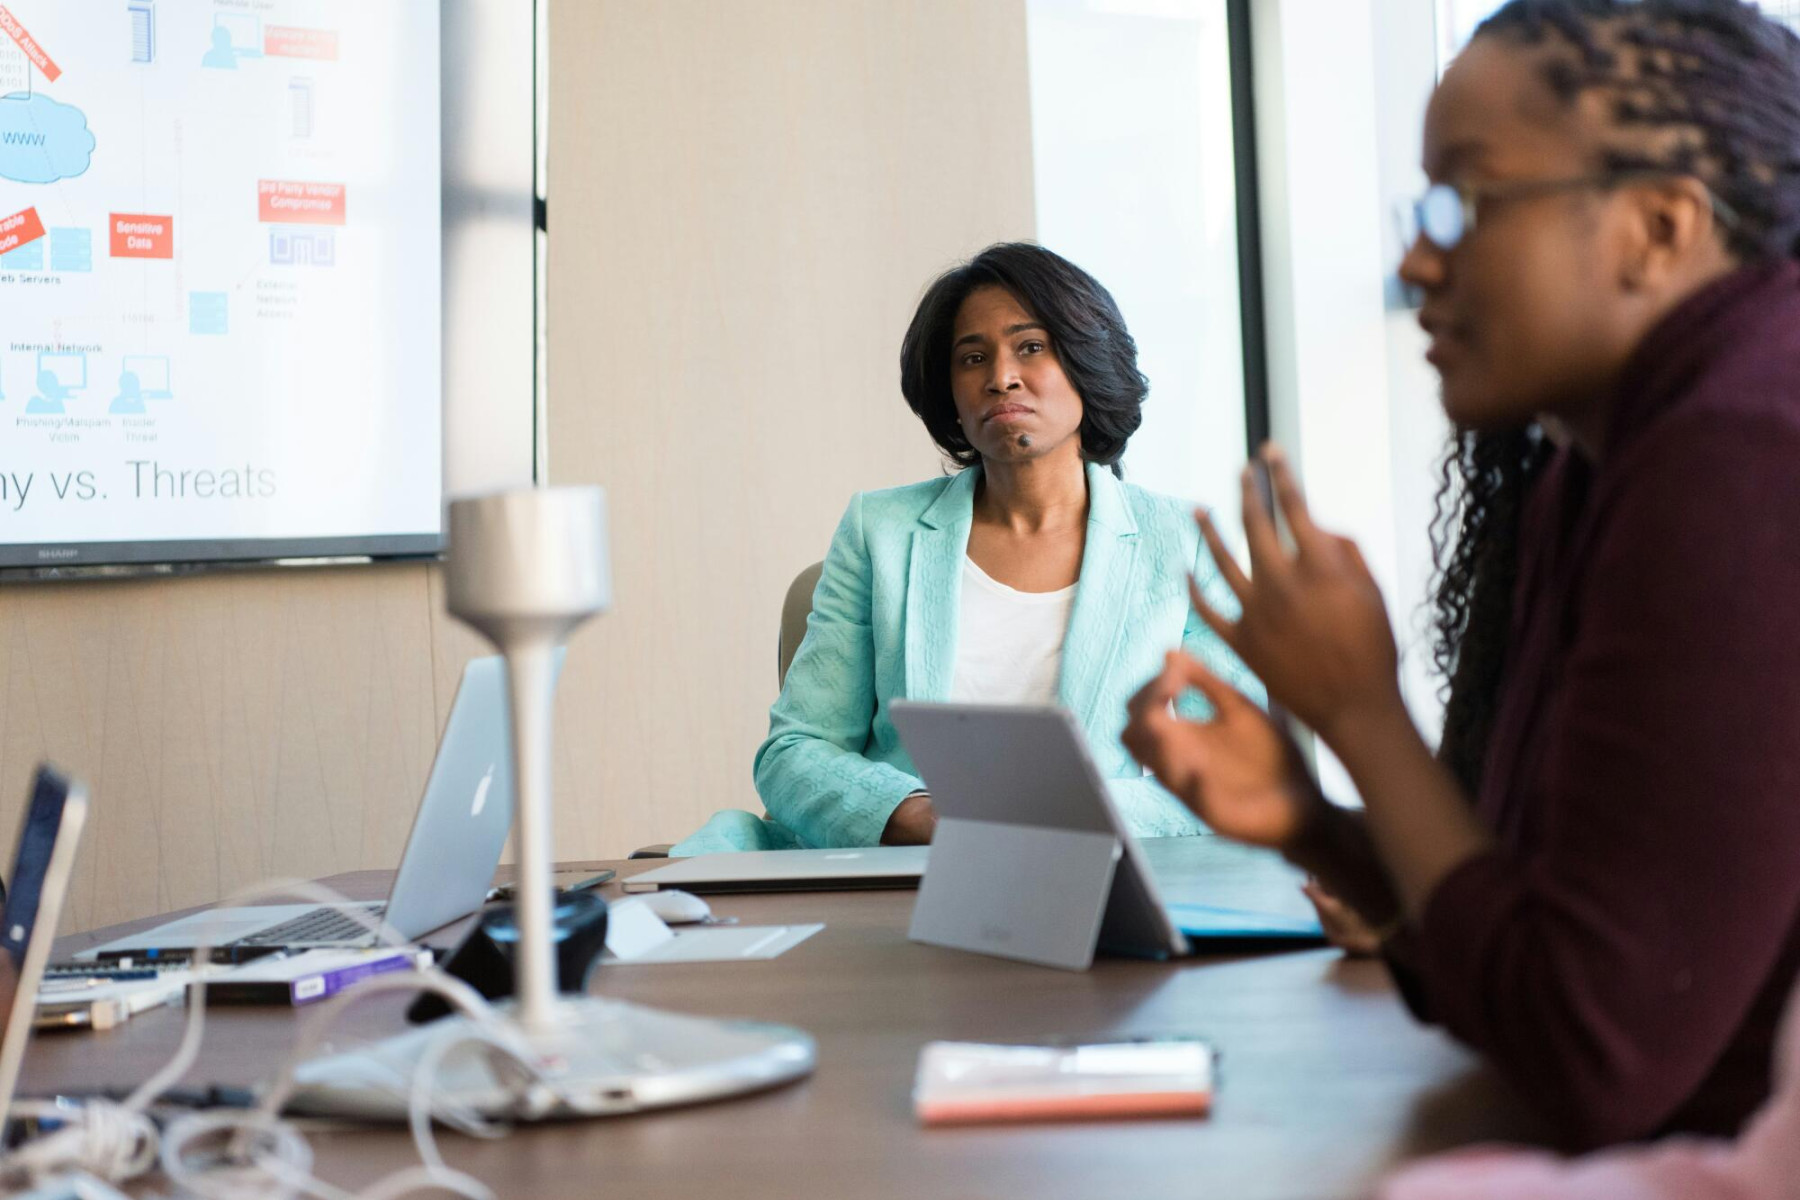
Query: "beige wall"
542 0 1035 858
0 567 457 933
0 0 1035 933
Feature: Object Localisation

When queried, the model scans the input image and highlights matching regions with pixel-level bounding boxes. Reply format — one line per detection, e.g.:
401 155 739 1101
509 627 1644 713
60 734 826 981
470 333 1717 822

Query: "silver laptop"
622 845 928 894
891 702 1322 971
1 767 89 1134
84 655 536 961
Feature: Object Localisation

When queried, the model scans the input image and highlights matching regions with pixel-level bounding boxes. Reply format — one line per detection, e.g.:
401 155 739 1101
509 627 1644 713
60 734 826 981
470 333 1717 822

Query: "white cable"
0 1099 159 1186
406 1019 529 1178
157 880 529 1199
2 876 385 1191
126 876 413 1114
253 967 512 1124
4 875 544 1199
156 1108 315 1200
163 973 524 1200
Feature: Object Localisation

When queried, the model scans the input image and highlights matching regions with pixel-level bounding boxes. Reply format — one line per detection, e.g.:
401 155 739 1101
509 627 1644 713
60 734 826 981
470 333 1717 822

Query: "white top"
947 557 1078 706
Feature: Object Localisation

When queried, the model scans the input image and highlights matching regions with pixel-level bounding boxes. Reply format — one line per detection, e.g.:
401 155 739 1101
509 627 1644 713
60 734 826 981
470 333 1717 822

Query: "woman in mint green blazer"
674 244 1260 854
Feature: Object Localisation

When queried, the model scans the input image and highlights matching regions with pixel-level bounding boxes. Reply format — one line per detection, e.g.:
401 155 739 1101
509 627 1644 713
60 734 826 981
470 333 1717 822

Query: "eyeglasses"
1400 171 1741 252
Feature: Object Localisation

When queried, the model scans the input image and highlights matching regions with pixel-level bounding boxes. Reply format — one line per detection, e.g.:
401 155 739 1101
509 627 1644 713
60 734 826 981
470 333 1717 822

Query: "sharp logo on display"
36 548 78 560
470 764 495 817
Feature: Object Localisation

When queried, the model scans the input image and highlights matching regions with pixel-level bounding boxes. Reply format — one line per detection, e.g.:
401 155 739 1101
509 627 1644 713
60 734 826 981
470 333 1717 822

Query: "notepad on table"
914 1038 1215 1126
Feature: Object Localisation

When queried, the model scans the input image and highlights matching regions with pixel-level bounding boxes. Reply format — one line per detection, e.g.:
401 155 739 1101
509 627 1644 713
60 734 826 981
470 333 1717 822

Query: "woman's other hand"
1194 445 1406 746
1123 650 1327 851
1302 878 1385 957
881 792 937 845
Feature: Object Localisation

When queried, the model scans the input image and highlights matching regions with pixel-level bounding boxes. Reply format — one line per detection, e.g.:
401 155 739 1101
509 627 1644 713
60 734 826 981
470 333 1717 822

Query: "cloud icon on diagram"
0 93 95 185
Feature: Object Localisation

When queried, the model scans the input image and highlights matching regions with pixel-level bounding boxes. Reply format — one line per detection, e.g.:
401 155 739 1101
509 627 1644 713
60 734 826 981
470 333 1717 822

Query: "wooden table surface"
23 838 1551 1200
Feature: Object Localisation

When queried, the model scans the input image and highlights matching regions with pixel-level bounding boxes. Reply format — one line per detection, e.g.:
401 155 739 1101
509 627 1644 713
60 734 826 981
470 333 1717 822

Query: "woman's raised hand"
1302 878 1385 957
1193 446 1405 747
1123 650 1327 851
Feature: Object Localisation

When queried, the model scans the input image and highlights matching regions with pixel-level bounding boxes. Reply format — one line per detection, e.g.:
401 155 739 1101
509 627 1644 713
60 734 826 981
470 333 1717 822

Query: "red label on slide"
109 213 173 259
0 206 44 257
258 180 346 225
264 26 339 61
0 5 62 82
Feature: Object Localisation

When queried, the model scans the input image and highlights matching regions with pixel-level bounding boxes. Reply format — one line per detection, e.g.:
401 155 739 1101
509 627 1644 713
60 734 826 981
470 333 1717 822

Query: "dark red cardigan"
1404 262 1800 1149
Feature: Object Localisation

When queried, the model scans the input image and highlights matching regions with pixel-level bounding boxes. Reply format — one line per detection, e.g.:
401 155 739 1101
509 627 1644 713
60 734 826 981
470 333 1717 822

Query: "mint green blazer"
671 463 1262 855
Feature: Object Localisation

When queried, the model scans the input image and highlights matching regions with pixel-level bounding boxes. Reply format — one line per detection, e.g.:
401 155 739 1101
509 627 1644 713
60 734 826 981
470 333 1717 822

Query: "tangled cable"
1 877 556 1200
1 1095 158 1183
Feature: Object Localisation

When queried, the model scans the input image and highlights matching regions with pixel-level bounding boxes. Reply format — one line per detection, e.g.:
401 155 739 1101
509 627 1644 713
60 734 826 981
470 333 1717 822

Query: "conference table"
26 838 1552 1200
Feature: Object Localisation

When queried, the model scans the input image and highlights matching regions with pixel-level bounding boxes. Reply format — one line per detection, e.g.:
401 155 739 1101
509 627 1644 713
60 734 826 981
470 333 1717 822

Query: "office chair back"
778 561 823 689
629 560 823 861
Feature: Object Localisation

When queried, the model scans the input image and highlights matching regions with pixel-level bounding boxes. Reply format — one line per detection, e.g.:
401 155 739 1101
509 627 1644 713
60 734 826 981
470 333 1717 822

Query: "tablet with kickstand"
891 702 1324 971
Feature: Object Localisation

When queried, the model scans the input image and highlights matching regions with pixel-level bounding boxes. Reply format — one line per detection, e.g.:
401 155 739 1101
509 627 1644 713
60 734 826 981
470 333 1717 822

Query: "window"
1025 0 1253 508
1766 0 1800 30
1435 0 1505 73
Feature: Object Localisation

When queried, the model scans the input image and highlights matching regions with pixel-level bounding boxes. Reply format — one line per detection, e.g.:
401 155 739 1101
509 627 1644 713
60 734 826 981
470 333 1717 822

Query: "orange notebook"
913 1039 1214 1126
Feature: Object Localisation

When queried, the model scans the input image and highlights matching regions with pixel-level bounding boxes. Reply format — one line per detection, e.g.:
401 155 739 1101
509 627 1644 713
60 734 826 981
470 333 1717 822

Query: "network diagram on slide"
0 0 441 549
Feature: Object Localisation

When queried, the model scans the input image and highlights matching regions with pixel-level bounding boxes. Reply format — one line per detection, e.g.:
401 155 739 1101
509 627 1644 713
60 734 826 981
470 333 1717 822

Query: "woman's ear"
1624 176 1730 291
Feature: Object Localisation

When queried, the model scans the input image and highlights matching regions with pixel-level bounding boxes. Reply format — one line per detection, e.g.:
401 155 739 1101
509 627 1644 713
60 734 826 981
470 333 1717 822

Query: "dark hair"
1475 0 1800 262
1430 0 1800 790
899 242 1147 476
1429 427 1553 793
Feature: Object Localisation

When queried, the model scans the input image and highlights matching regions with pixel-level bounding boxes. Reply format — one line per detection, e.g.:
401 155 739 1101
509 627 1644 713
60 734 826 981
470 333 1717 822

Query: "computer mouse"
638 889 713 925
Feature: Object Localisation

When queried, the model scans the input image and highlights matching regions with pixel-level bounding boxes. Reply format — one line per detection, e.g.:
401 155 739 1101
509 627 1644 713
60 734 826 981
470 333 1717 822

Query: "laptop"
890 702 1324 971
622 845 928 894
83 655 533 961
0 767 89 1135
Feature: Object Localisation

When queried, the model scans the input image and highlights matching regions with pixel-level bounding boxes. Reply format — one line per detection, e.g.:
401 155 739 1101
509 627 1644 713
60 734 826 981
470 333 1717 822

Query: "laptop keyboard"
237 904 385 947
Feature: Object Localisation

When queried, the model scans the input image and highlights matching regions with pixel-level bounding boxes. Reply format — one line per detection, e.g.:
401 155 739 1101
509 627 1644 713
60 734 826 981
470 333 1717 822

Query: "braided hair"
1430 0 1800 793
1431 428 1552 794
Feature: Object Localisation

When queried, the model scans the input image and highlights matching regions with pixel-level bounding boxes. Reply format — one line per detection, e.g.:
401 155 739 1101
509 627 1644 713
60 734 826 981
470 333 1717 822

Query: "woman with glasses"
1124 0 1800 1150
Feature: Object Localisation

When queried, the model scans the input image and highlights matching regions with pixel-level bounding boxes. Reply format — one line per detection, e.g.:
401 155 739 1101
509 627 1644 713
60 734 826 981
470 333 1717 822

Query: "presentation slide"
0 0 442 566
